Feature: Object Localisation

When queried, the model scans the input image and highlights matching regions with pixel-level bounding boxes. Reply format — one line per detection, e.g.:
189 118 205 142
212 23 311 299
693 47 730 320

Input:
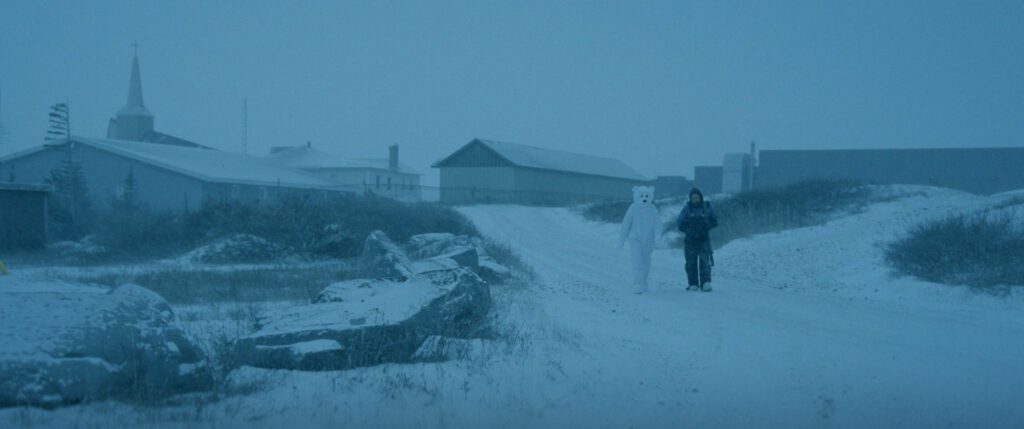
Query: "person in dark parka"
677 188 718 291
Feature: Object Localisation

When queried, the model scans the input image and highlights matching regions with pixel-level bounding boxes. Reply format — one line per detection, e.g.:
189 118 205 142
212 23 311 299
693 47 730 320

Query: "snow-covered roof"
433 138 648 181
268 146 421 175
348 158 421 175
62 137 340 189
268 146 363 169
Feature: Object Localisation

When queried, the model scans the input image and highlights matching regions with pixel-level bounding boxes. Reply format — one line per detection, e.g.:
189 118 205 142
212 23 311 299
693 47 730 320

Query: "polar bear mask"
632 186 655 205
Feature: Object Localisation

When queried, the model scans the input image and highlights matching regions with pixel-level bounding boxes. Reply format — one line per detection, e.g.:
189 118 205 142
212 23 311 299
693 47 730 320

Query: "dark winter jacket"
677 189 718 243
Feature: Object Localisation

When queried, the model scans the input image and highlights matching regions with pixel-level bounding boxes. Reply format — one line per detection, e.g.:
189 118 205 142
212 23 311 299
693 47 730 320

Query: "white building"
268 144 421 202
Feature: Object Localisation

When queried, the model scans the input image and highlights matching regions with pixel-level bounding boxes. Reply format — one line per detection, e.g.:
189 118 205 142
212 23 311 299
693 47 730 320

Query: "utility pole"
242 97 248 154
0 84 7 147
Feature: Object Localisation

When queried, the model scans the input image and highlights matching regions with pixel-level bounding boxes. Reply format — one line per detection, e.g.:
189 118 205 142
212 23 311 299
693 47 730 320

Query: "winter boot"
700 282 712 292
686 284 699 291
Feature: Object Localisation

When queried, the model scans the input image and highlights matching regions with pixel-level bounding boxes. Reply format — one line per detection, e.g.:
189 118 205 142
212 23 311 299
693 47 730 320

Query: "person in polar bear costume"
619 186 661 294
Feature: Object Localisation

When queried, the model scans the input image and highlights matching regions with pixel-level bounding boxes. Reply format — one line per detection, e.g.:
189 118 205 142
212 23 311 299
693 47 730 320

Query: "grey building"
693 166 723 195
432 138 648 205
757 147 1024 194
0 137 343 213
0 183 50 250
650 176 692 198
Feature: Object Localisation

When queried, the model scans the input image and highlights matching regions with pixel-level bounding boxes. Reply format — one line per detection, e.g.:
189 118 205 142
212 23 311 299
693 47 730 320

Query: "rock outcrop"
0 281 211 408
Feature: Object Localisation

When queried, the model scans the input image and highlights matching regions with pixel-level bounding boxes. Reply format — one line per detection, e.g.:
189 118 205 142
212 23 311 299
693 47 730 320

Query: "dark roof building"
756 147 1024 194
432 138 648 204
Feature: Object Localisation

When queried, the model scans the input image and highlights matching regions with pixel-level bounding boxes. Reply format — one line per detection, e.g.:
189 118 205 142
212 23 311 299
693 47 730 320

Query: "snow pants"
628 238 654 292
684 239 712 287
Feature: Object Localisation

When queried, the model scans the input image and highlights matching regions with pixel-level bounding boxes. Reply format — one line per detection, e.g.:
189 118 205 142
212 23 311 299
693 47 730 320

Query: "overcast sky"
1 1 1022 185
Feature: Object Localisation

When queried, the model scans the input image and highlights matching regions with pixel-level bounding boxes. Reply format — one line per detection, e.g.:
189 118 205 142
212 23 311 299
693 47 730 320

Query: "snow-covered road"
459 196 1024 428
5 189 1021 429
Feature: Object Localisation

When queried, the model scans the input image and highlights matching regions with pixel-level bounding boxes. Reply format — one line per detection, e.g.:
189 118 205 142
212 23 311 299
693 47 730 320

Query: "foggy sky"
1 0 1022 186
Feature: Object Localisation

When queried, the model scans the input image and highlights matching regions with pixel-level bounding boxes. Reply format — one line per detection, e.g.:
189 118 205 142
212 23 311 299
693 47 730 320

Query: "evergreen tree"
43 103 93 240
112 168 140 213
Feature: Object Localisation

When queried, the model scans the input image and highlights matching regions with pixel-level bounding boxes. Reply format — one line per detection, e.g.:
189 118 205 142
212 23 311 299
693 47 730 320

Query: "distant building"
0 137 344 212
693 166 723 195
432 138 648 204
0 183 50 250
650 176 692 198
756 147 1024 194
268 143 422 202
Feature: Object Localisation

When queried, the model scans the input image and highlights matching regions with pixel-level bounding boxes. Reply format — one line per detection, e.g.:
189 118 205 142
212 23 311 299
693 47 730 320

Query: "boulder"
185 234 290 264
311 224 361 258
233 268 491 371
406 233 513 283
0 280 211 408
406 233 486 260
477 257 513 284
47 236 112 261
358 230 414 279
435 247 480 271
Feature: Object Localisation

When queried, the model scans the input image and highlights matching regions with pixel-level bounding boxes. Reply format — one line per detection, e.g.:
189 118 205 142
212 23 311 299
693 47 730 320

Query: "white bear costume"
619 186 660 293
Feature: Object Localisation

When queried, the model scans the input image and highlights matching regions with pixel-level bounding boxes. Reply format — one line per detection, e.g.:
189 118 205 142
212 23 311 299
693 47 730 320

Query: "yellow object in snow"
0 260 8 275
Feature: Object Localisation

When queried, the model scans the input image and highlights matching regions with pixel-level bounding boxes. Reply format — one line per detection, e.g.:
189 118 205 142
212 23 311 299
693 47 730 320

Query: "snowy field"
3 186 1023 428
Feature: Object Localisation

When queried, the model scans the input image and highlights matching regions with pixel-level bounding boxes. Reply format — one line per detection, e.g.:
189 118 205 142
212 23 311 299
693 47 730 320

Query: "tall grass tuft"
885 211 1024 290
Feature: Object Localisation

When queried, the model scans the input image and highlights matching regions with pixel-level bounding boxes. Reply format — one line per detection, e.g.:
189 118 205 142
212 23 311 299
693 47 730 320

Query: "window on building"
387 176 392 191
231 185 241 199
376 175 381 190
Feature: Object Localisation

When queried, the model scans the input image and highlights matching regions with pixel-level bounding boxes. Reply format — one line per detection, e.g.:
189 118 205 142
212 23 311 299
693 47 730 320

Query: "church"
0 54 422 212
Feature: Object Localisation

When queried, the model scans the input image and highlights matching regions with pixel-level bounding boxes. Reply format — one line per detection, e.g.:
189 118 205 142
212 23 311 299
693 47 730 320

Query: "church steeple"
108 48 154 141
118 52 152 117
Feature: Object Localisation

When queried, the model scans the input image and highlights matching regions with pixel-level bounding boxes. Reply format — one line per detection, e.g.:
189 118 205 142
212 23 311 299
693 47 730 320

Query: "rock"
358 230 414 280
47 236 112 261
406 233 513 283
0 281 211 408
234 268 491 371
253 340 345 369
410 246 480 275
410 258 461 274
311 224 361 258
477 257 513 284
406 233 486 260
184 234 290 264
435 247 479 271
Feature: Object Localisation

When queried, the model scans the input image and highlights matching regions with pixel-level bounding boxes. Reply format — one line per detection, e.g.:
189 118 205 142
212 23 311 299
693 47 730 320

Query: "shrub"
885 211 1024 290
75 264 357 304
664 180 873 249
80 194 479 262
